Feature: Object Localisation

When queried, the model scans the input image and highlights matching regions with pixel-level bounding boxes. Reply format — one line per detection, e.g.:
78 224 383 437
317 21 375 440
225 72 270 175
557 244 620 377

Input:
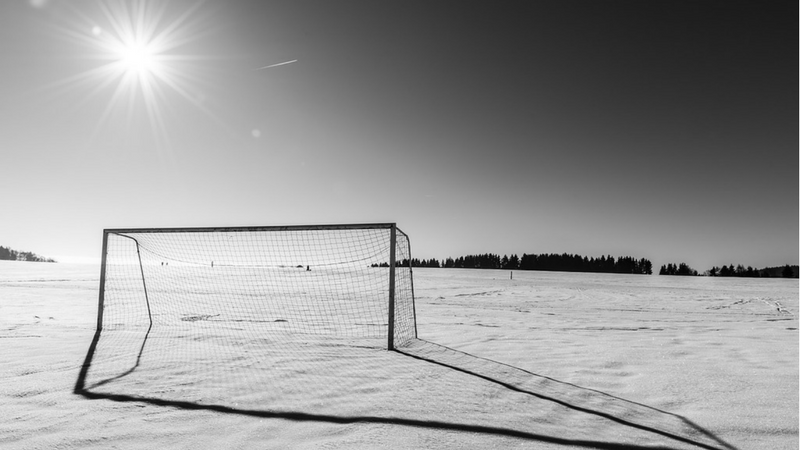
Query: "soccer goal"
76 223 417 399
90 222 415 346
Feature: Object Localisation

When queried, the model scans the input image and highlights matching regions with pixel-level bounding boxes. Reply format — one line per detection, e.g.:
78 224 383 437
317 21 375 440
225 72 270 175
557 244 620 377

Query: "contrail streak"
255 59 298 70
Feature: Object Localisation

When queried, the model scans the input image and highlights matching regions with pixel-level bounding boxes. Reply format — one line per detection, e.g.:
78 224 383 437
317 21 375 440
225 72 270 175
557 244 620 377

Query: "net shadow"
74 333 737 450
396 339 737 450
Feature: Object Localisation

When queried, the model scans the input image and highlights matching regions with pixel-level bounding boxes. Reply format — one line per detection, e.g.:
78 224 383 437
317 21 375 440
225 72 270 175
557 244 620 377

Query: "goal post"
76 223 417 394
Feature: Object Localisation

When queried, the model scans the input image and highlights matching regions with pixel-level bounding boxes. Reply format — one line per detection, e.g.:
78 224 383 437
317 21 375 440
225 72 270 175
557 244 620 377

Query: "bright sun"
49 0 214 148
117 40 158 77
93 2 174 91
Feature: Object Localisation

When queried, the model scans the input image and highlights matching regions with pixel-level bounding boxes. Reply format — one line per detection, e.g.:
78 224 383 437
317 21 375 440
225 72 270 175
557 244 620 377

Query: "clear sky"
0 0 796 270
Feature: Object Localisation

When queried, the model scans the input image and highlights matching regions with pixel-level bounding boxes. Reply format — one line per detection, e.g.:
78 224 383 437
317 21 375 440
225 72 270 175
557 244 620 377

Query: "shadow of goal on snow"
75 334 736 450
396 339 737 450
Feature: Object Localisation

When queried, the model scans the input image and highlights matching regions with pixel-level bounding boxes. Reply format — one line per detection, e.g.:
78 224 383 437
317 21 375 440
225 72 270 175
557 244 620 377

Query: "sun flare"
46 0 215 149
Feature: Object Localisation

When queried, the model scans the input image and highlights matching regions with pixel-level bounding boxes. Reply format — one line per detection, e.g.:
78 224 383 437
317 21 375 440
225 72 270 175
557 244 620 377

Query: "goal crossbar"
102 222 399 234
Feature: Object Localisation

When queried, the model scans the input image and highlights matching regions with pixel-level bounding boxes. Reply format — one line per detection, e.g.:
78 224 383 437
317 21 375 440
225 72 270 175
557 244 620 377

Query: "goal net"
76 223 416 404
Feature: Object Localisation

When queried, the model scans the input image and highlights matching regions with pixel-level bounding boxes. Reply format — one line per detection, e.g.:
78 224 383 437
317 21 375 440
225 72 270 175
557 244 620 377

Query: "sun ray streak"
33 63 123 127
89 69 137 144
149 1 207 53
141 76 169 150
150 63 238 138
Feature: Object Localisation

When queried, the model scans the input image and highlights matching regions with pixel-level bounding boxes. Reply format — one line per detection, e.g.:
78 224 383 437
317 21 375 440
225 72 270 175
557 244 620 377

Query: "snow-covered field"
1 261 797 449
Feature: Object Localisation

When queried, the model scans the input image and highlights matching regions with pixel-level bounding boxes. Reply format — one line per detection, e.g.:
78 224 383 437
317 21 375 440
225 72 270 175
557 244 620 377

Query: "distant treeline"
0 246 56 263
658 263 699 276
372 253 797 278
374 253 654 275
660 262 798 278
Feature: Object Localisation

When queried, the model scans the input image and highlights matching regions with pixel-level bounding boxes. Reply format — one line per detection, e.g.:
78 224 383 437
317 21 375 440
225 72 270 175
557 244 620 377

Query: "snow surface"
1 261 797 449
